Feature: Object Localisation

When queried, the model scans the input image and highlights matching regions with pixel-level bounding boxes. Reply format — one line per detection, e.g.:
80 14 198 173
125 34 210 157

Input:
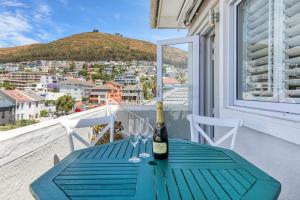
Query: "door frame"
156 35 200 115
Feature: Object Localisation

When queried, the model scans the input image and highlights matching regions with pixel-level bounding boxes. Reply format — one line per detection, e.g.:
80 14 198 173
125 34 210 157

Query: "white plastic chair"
187 114 243 150
61 116 115 152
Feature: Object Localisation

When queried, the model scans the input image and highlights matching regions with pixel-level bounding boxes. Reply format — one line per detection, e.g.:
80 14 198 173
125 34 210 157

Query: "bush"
40 110 48 117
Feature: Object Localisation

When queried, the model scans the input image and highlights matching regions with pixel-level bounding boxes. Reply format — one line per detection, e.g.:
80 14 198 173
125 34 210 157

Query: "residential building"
89 85 111 105
114 73 139 85
163 77 181 89
0 96 15 125
0 89 45 120
94 79 104 86
122 84 144 104
59 78 94 101
0 72 46 90
39 92 66 101
105 81 122 103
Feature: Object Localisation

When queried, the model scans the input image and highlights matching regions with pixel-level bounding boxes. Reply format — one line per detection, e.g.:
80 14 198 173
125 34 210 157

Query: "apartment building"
114 73 139 85
122 84 144 104
105 81 122 103
0 72 46 90
59 79 94 101
89 85 111 105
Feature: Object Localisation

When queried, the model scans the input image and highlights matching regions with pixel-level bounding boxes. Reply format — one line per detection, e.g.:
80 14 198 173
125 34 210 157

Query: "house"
0 89 45 120
0 96 15 125
150 0 300 199
163 77 181 89
59 78 94 101
89 85 111 105
105 81 122 103
122 84 144 104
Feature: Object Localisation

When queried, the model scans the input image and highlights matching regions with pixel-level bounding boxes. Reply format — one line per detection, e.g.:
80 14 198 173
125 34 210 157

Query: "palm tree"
56 95 75 114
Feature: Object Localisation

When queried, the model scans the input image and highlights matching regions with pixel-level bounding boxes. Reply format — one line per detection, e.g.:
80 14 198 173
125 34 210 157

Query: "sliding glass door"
157 36 200 140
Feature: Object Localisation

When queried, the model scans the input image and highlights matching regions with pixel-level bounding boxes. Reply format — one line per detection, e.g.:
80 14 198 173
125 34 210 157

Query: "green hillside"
0 32 187 65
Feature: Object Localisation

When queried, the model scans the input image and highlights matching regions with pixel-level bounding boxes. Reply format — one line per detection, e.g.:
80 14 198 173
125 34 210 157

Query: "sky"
0 0 187 48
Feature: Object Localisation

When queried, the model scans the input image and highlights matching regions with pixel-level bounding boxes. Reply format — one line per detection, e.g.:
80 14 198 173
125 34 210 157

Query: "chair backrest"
61 115 115 152
187 114 243 150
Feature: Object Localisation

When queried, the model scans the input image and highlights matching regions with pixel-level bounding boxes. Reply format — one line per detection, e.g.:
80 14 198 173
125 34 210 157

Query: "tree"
3 83 16 90
78 69 88 77
140 75 156 100
56 95 75 114
69 62 75 72
176 71 187 84
82 96 88 102
40 109 48 117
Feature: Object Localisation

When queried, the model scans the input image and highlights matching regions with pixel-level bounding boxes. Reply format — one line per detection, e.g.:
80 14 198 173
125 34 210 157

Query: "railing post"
67 129 75 152
109 116 115 142
106 99 109 116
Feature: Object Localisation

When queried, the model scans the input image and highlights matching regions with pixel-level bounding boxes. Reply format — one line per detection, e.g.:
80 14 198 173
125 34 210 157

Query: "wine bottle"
153 101 168 159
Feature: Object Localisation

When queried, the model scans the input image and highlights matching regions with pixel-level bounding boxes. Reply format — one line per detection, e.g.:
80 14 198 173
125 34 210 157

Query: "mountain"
0 32 187 65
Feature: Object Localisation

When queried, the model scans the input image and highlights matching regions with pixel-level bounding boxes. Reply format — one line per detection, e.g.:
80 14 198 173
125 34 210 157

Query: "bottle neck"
156 101 165 124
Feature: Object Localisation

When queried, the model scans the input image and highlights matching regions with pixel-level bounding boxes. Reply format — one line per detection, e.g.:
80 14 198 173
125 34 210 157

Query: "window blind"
285 0 300 102
243 0 273 100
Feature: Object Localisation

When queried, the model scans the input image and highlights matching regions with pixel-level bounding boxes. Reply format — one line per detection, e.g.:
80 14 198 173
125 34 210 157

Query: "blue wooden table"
31 139 280 200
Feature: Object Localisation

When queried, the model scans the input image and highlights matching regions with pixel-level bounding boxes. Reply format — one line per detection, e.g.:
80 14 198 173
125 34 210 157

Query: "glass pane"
283 0 300 103
161 43 193 139
237 0 275 102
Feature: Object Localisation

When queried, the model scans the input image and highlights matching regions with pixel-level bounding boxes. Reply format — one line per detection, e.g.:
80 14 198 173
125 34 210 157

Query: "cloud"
33 3 51 22
0 12 39 47
0 0 26 8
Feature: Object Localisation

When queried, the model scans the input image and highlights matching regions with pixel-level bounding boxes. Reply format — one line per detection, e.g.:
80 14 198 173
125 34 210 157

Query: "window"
36 102 38 107
1 112 5 119
234 0 300 114
29 102 31 108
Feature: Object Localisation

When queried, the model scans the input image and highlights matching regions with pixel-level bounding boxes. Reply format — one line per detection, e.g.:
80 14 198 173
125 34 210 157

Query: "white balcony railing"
0 101 193 200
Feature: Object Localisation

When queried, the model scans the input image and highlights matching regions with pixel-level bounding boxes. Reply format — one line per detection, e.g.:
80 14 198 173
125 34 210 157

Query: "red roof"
163 78 180 84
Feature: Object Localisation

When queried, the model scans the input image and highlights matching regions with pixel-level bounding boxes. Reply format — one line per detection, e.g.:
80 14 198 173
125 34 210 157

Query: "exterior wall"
0 107 107 200
106 82 122 103
188 1 300 199
16 101 43 120
60 87 83 101
0 107 14 125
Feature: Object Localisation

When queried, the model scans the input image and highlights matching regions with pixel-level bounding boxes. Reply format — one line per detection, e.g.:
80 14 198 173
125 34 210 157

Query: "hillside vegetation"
0 32 187 65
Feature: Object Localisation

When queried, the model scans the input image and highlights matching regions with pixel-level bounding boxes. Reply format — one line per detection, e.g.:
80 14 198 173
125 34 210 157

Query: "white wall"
188 0 300 199
16 101 44 120
214 127 300 200
0 107 107 200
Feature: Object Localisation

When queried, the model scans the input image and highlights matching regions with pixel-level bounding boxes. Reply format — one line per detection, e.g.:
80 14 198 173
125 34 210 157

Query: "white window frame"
229 0 300 115
157 36 200 116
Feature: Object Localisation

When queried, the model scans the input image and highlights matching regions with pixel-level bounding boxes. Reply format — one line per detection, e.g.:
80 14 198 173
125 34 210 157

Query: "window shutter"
242 0 273 100
284 0 300 102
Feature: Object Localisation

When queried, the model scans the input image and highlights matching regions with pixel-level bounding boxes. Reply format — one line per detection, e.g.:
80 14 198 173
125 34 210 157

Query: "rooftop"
60 79 95 87
0 96 14 108
122 84 143 91
0 90 31 102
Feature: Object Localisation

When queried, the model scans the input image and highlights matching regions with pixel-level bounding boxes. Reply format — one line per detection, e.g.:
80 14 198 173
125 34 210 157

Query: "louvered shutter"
285 0 300 102
242 0 273 100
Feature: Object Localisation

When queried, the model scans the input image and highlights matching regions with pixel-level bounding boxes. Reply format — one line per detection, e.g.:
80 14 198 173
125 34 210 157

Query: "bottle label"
153 142 167 154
